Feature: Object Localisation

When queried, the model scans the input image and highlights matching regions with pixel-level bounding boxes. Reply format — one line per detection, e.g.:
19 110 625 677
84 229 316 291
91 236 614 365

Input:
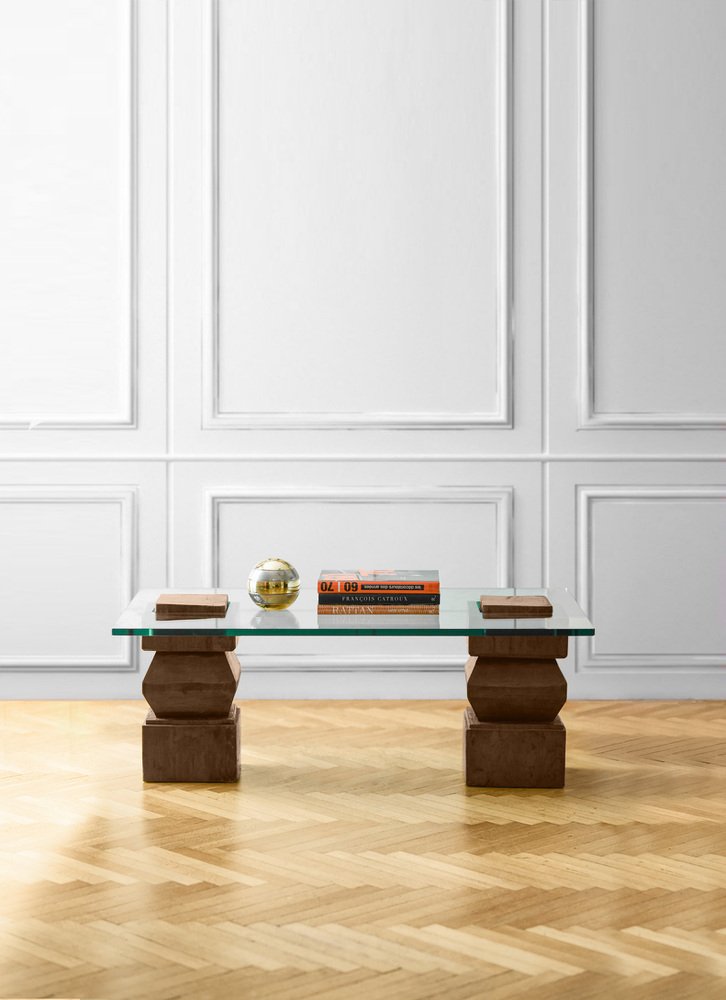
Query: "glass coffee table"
113 588 594 788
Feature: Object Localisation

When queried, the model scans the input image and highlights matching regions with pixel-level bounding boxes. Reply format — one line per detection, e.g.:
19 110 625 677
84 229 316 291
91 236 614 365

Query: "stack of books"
317 570 440 615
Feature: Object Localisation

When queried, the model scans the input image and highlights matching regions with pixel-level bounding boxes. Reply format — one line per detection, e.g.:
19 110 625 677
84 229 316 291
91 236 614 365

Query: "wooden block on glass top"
480 595 552 618
156 593 229 619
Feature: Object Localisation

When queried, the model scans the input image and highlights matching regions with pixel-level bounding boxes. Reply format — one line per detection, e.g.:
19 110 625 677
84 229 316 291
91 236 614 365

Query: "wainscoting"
0 0 723 699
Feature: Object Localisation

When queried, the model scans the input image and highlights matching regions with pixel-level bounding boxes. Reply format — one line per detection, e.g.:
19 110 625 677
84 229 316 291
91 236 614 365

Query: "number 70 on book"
320 580 358 592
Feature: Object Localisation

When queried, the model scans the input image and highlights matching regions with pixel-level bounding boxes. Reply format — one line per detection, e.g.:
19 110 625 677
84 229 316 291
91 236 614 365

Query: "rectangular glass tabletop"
112 588 594 637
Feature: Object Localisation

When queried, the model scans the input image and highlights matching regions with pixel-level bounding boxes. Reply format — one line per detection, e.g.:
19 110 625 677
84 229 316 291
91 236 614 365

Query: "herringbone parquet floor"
1 700 725 1000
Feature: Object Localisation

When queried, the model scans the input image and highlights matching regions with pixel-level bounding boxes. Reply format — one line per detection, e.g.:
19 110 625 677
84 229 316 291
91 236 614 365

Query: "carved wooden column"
140 635 241 782
463 635 568 788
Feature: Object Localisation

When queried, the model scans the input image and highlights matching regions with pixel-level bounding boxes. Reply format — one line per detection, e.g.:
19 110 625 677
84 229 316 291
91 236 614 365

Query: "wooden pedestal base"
142 705 241 782
463 707 565 788
140 634 241 782
463 633 569 788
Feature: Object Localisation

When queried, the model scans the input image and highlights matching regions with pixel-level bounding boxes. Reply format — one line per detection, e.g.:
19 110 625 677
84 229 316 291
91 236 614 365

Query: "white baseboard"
1 667 724 701
238 670 468 699
0 669 466 701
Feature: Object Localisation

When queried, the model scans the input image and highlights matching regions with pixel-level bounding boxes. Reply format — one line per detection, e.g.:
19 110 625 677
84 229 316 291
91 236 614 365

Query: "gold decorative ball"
247 557 300 610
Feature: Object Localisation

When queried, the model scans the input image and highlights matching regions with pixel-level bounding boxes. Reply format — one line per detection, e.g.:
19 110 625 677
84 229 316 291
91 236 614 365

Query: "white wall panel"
579 487 726 665
170 461 541 696
0 0 724 700
0 0 134 426
546 0 726 453
0 0 166 453
0 488 135 668
172 0 543 456
0 463 166 699
207 487 512 592
543 0 726 698
585 0 726 427
209 0 509 429
547 463 726 698
210 486 510 680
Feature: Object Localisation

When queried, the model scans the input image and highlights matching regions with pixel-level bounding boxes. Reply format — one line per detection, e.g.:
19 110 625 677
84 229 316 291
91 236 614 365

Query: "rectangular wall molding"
576 485 726 671
577 0 726 431
0 0 138 430
204 485 513 587
0 487 138 671
201 0 513 430
202 485 512 671
2 0 725 700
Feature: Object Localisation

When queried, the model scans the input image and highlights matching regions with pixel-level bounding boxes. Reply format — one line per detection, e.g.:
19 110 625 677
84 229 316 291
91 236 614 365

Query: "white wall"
0 0 723 700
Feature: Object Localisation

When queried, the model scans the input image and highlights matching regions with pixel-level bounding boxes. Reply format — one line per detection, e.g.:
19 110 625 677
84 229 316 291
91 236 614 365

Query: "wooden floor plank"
1 699 725 998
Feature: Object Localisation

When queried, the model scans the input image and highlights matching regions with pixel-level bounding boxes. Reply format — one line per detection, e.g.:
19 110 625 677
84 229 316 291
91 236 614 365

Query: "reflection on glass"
317 614 441 630
249 609 301 630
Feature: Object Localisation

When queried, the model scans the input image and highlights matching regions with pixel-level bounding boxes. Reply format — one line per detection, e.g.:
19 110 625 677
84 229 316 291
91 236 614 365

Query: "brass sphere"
247 557 300 610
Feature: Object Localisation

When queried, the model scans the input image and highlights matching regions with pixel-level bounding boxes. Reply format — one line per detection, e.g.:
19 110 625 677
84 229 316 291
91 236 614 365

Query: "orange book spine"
317 605 440 615
317 581 440 595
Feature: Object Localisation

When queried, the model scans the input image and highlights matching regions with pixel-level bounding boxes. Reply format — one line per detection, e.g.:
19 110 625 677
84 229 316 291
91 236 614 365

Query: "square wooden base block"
142 705 241 783
463 706 565 788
